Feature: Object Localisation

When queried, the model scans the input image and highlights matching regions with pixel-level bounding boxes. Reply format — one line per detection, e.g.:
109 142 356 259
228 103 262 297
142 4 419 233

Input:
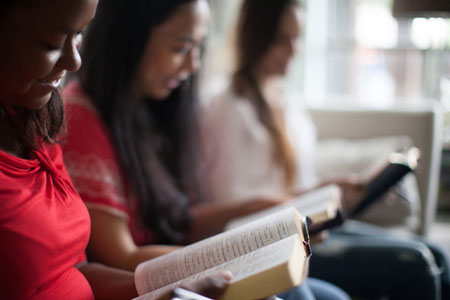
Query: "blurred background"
205 0 450 107
203 0 450 249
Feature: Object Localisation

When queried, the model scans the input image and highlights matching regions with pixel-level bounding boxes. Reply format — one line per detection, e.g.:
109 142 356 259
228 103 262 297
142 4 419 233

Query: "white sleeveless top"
202 86 318 203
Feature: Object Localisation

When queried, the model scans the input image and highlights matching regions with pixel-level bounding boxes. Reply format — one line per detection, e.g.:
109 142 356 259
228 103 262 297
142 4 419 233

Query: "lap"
277 278 350 300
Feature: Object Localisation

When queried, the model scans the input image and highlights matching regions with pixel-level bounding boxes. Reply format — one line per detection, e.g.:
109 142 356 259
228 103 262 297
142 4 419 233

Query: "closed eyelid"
52 25 85 35
175 35 206 47
41 38 65 51
47 27 85 45
42 43 63 51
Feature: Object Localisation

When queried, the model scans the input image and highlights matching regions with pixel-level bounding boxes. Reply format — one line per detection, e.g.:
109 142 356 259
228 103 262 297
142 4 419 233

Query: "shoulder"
61 82 115 159
63 82 107 142
63 82 102 129
283 92 317 131
0 151 28 203
0 144 69 212
63 81 97 113
60 84 129 211
205 87 268 147
0 144 62 185
205 86 256 125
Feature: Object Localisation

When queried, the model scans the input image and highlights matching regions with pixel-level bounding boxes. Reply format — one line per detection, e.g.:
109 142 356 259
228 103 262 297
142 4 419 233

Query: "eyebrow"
51 26 80 35
176 36 196 44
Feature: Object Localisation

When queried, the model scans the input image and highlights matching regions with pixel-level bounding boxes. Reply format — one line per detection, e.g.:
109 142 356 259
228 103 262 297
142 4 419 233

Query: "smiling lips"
38 71 66 90
38 78 63 89
167 78 181 89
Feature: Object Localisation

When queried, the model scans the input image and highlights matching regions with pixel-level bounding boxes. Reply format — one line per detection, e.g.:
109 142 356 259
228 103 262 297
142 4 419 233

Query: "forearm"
89 243 180 272
78 262 137 300
121 245 180 271
186 195 290 243
88 209 180 272
186 202 248 243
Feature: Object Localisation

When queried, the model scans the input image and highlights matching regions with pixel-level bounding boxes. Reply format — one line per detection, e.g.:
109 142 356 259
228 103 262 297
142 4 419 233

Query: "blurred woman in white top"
203 0 448 299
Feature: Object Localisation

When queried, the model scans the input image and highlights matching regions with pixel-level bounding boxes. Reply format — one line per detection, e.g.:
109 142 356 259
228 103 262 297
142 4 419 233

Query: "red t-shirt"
0 143 94 300
62 81 154 245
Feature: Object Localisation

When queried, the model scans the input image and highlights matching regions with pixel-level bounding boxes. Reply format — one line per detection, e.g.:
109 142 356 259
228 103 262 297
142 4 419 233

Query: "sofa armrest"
308 102 443 236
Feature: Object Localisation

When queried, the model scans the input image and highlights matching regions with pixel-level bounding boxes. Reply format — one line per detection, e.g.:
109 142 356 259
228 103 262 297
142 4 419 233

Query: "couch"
307 100 443 236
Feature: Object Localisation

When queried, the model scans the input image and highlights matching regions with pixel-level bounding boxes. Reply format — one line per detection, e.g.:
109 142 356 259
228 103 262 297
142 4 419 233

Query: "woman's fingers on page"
180 272 232 299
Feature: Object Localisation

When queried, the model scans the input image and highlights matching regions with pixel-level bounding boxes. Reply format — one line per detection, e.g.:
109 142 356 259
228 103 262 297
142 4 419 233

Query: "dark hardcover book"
350 147 420 217
308 210 346 234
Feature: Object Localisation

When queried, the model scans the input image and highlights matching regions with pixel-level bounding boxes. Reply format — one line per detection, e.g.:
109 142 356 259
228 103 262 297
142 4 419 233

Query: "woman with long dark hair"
0 0 241 299
205 0 449 299
62 0 293 267
62 1 351 299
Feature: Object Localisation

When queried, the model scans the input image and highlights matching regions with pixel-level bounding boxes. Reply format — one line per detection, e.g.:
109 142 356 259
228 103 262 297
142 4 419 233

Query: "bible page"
134 234 305 300
135 208 303 294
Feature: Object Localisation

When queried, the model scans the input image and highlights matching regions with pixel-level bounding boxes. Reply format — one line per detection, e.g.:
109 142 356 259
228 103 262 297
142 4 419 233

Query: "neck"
249 71 284 107
0 139 28 158
252 69 270 91
0 107 29 158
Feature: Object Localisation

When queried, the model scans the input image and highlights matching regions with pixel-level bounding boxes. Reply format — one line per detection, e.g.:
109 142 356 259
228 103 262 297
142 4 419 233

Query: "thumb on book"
179 271 233 299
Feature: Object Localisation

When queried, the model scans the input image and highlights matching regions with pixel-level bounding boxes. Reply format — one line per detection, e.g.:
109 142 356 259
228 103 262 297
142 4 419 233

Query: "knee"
397 243 439 276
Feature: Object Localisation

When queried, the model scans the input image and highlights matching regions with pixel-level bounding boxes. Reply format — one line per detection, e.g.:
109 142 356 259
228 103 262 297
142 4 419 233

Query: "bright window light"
355 3 398 49
411 18 448 49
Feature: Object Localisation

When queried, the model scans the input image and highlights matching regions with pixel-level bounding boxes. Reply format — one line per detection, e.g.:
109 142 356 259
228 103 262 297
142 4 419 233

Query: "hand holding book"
319 146 420 218
170 278 280 300
133 208 311 300
166 273 232 300
350 147 420 216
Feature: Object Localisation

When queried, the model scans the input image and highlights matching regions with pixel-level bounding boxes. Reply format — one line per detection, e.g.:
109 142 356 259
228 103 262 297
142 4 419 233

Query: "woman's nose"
287 40 296 57
184 47 201 74
56 37 82 72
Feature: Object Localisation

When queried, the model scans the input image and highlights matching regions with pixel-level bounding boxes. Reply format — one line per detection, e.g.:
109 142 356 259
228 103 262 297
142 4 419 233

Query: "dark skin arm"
318 177 365 213
79 265 235 300
158 272 277 300
87 196 288 272
87 209 179 272
157 272 232 300
78 262 138 300
186 196 288 243
292 178 365 215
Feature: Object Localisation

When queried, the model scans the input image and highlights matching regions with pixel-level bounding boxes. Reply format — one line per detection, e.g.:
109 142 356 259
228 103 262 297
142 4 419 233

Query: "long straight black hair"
77 0 204 244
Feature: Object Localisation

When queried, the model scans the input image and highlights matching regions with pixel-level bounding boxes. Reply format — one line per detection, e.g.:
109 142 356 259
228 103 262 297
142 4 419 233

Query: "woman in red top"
62 1 290 269
0 0 231 299
60 1 351 300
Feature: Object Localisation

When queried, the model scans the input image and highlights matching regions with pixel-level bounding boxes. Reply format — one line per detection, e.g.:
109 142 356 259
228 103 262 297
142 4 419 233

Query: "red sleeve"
62 83 131 220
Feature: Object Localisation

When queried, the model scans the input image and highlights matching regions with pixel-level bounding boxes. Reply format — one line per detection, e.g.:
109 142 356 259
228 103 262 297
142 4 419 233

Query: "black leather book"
351 147 420 217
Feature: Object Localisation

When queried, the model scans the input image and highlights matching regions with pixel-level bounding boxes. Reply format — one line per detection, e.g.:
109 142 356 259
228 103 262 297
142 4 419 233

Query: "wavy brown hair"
233 0 300 190
0 95 64 151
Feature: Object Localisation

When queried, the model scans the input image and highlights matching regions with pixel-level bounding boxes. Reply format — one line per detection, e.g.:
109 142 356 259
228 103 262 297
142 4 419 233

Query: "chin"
266 67 288 77
277 66 289 75
20 92 53 110
147 88 172 101
276 69 289 77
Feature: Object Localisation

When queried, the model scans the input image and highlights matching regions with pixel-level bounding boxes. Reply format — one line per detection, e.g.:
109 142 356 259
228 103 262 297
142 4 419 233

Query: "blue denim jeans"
309 221 446 300
278 278 351 300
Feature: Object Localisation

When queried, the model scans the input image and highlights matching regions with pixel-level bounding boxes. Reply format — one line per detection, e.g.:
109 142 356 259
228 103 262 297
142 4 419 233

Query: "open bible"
133 208 311 300
225 184 343 232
